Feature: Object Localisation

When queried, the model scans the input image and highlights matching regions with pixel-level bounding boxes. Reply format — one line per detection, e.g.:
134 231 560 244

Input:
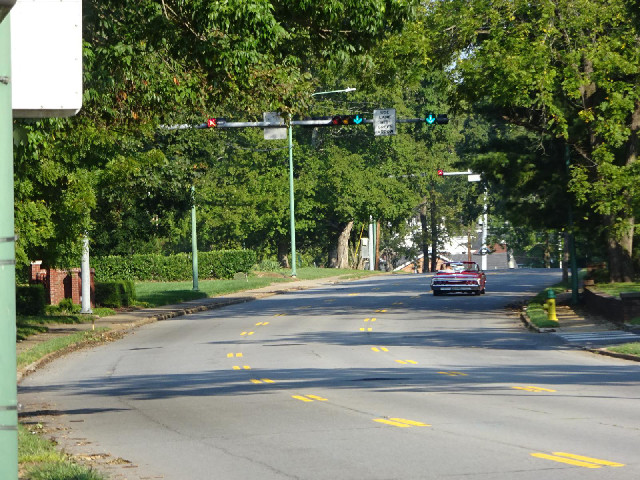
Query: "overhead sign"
11 0 82 118
263 112 287 140
373 108 396 136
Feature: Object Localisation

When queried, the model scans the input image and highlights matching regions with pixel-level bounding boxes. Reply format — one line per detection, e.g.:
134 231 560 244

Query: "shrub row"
91 250 256 282
16 284 46 316
95 280 136 308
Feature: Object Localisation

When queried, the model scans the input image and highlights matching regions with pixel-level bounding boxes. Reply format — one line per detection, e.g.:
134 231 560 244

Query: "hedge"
16 284 46 316
95 280 136 308
92 250 256 282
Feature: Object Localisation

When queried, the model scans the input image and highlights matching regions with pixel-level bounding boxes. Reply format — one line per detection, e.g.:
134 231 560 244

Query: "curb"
519 312 556 333
585 347 640 362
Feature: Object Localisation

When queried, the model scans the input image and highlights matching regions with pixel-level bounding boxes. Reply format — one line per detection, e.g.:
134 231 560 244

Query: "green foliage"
427 0 640 278
95 280 136 308
16 284 46 316
92 250 256 282
257 259 284 272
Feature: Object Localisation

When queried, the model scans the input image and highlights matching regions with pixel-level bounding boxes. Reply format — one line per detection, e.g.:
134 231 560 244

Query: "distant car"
430 261 486 296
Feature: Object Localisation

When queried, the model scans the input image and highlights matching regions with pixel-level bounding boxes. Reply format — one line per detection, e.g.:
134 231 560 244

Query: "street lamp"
287 87 356 277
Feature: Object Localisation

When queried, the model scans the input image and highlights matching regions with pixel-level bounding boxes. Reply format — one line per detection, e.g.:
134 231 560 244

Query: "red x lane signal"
207 118 217 128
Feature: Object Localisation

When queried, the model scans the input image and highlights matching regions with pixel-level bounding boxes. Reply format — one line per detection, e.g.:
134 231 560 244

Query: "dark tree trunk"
562 231 570 284
419 200 429 273
277 240 289 269
430 198 438 272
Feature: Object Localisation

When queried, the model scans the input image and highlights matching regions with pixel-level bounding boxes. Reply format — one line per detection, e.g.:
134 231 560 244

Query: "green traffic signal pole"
0 13 19 480
288 120 297 277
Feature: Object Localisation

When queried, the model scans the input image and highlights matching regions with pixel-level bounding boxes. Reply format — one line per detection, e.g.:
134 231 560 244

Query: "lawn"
591 282 640 298
135 267 384 307
607 342 640 357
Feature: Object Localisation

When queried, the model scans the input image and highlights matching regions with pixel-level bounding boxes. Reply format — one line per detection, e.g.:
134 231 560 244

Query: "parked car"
430 261 486 296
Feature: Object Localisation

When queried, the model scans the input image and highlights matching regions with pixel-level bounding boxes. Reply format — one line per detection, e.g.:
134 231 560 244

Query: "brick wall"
583 288 640 324
30 261 95 307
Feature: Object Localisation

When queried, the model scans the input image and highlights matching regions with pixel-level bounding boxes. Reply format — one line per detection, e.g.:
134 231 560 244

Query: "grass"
17 329 110 369
591 282 640 298
17 306 115 342
606 342 640 357
524 284 567 329
18 424 106 479
135 267 384 307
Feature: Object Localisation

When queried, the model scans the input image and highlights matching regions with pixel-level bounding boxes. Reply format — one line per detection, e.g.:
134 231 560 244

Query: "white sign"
263 112 287 140
11 0 82 118
373 108 396 136
468 174 481 182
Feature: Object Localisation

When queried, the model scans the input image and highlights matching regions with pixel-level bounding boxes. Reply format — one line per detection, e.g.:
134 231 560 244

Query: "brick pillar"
48 268 66 306
70 268 81 305
30 261 43 283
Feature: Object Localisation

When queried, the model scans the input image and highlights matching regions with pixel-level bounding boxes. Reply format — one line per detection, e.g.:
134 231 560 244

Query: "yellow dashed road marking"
371 347 389 352
251 378 275 384
375 309 387 313
531 452 624 469
438 371 468 376
241 331 255 336
373 418 430 428
513 386 556 393
292 394 327 402
255 321 270 326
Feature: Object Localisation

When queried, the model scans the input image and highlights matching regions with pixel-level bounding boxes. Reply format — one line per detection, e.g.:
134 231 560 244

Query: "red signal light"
437 169 444 176
207 118 217 128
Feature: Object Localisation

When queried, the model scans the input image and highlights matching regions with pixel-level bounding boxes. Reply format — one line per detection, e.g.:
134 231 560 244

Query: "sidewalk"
16 275 353 380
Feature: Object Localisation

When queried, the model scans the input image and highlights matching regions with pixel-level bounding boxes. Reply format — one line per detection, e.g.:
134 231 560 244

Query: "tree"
426 0 640 281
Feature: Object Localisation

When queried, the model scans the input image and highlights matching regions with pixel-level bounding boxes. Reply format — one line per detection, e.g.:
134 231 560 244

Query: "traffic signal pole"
288 121 297 277
0 12 19 480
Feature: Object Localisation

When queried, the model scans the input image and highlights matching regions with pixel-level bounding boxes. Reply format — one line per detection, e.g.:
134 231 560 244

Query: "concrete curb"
519 312 556 333
585 347 640 362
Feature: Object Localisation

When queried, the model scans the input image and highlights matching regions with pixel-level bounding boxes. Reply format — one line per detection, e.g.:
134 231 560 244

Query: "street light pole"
287 119 297 277
286 87 356 277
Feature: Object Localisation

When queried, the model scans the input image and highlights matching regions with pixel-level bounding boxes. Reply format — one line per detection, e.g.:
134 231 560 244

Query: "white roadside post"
80 235 92 314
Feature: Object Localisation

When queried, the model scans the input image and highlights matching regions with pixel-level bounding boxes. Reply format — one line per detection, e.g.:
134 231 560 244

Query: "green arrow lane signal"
425 114 449 125
353 115 363 125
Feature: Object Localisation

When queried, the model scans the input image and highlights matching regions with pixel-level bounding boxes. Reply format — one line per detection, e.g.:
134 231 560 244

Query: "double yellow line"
531 452 624 468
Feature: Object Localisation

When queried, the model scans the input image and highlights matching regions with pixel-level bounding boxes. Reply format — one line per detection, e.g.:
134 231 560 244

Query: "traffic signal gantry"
201 111 449 137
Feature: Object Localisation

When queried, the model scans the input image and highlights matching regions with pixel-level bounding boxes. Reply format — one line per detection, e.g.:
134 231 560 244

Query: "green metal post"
566 144 579 304
0 14 19 480
288 121 297 277
191 185 199 291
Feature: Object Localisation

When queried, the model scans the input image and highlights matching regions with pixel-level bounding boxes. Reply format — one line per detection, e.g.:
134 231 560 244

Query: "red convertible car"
430 261 486 296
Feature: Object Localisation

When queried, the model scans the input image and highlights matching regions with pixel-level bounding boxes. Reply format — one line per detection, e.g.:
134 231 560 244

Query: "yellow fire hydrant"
546 288 558 322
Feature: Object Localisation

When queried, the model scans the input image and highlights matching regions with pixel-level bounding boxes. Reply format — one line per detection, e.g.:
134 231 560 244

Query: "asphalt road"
19 270 640 479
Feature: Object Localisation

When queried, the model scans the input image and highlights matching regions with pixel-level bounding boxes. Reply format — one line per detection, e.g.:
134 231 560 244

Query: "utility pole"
0 7 19 479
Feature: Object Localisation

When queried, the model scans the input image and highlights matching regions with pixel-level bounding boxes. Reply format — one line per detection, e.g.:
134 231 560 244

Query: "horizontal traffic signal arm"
172 115 450 130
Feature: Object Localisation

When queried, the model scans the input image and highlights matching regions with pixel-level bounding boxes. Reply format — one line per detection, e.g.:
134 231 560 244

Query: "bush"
257 259 283 272
16 284 46 316
92 250 256 282
95 280 136 308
